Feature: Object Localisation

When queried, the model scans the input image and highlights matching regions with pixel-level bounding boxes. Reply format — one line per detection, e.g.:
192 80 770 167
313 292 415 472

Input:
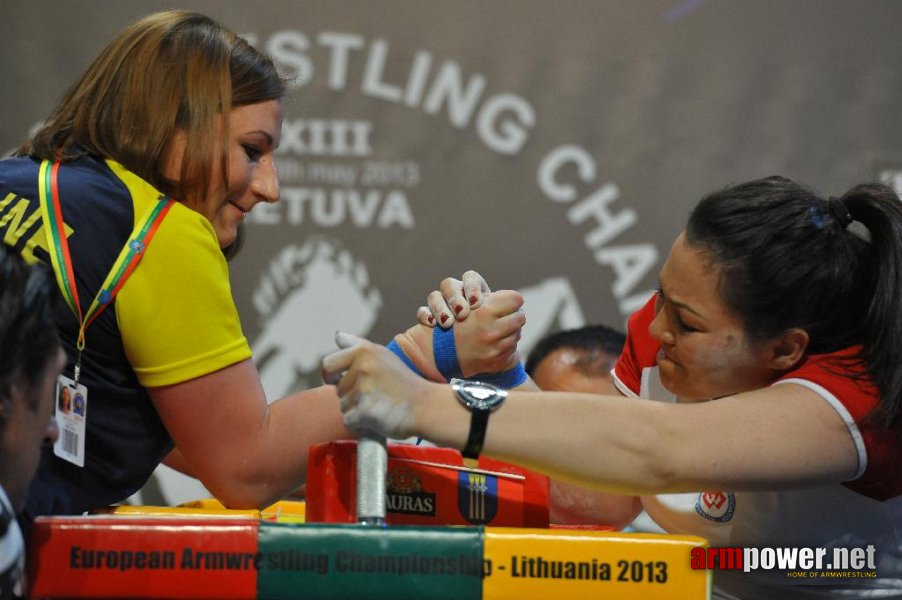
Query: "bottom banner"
27 515 710 599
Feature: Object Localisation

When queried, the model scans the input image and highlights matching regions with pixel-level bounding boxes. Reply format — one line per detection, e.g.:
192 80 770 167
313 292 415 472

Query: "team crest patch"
695 491 735 522
458 471 498 524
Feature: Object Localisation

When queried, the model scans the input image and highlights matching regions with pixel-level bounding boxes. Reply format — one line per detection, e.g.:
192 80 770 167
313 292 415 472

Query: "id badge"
53 374 88 467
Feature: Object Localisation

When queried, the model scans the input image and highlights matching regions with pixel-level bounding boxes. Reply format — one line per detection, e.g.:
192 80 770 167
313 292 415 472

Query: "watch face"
456 380 507 411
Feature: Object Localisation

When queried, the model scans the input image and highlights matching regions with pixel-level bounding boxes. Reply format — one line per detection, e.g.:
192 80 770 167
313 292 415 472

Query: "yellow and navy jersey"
0 154 251 520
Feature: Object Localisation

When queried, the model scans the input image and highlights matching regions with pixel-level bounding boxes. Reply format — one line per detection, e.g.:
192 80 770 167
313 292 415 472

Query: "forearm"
152 363 353 510
413 384 860 495
223 385 352 508
325 334 861 497
414 385 675 495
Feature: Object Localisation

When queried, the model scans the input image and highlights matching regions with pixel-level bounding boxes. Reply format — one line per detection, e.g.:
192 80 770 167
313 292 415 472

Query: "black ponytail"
840 184 902 428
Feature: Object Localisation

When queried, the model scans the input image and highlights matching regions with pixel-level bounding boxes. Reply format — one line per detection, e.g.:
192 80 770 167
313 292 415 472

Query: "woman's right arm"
146 281 529 509
150 362 349 509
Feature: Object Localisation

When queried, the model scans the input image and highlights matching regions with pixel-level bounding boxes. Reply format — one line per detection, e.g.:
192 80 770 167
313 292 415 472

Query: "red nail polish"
469 295 478 306
454 305 463 314
427 315 435 324
440 314 449 324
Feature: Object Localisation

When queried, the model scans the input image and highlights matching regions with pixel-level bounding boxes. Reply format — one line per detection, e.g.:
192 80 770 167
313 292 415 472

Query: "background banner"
3 0 901 503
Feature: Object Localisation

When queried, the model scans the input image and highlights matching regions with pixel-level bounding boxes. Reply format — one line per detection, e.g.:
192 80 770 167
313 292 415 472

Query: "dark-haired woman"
325 176 902 598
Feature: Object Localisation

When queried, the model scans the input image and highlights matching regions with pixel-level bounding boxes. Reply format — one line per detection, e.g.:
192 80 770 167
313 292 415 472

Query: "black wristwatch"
450 378 508 459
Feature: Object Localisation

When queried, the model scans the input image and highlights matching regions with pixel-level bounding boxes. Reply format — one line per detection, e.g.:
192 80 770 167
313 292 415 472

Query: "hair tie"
828 196 852 229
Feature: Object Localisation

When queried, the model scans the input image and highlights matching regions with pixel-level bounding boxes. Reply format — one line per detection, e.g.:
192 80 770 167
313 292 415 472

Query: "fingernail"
454 304 463 314
469 295 478 306
440 314 449 325
427 315 435 324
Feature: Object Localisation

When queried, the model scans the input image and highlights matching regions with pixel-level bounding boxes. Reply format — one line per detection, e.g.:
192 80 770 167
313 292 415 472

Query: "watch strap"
461 410 490 459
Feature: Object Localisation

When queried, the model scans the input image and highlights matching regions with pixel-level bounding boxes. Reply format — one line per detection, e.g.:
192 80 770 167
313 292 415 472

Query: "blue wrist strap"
432 325 463 380
474 362 528 388
433 326 527 388
386 339 423 377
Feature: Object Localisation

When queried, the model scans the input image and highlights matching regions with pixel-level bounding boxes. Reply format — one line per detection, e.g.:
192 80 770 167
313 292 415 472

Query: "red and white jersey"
612 297 902 598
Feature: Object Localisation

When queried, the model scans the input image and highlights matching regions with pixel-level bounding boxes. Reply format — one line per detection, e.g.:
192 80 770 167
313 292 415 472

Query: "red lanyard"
38 160 174 384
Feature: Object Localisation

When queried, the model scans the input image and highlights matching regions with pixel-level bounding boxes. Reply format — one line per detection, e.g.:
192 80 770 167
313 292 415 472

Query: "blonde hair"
19 10 285 202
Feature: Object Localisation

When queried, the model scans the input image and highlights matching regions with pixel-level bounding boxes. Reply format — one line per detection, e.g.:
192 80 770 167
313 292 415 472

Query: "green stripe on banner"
257 523 483 600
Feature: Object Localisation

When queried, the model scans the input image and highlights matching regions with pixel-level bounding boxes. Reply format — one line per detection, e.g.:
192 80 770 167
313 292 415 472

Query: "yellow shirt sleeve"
111 164 251 387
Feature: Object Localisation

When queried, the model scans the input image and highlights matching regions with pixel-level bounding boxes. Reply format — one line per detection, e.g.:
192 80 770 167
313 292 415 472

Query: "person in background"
325 176 902 598
0 244 64 599
525 324 625 393
0 10 525 528
525 324 640 528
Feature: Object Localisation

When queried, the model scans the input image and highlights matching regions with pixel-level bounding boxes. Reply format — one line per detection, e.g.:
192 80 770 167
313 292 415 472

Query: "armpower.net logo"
691 545 878 579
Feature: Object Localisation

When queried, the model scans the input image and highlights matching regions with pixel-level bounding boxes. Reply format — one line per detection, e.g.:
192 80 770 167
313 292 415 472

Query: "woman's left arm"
324 340 859 494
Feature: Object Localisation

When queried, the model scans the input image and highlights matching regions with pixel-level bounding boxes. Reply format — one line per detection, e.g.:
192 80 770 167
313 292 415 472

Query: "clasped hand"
321 271 522 436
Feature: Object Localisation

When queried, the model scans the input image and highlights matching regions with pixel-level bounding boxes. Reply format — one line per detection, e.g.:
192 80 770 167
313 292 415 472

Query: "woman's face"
649 232 779 401
177 100 283 248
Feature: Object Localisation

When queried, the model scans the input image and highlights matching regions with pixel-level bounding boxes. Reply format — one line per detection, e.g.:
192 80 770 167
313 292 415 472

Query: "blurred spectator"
525 324 638 528
526 324 625 392
0 244 64 599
